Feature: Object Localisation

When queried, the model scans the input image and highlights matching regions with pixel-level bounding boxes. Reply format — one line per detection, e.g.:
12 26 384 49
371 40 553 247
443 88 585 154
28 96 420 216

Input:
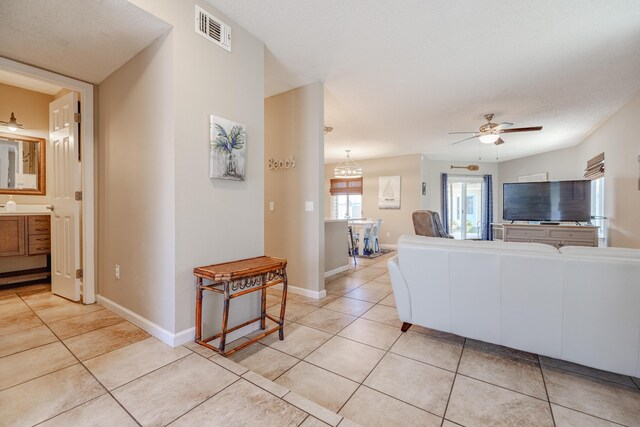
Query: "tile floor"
0 283 343 426
1 253 640 426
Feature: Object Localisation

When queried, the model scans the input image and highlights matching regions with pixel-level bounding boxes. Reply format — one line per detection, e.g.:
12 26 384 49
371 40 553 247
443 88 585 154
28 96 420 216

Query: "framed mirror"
0 132 46 195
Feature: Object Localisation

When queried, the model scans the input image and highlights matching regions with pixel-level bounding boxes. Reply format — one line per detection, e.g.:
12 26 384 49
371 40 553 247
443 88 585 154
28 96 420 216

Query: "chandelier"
334 150 362 178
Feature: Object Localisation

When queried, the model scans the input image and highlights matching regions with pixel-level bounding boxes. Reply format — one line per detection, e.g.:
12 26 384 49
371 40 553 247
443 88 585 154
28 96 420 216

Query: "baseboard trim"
97 294 176 347
324 264 350 278
97 294 262 348
380 243 397 250
271 283 327 300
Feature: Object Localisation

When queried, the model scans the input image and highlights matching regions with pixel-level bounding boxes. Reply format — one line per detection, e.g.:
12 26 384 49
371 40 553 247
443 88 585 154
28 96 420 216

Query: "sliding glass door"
447 177 483 239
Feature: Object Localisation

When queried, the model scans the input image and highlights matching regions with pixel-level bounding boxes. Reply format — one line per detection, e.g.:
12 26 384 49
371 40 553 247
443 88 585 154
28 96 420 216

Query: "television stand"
499 223 598 248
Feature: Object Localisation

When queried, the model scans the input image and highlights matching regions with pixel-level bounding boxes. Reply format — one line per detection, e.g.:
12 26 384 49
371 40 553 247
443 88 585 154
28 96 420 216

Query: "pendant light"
334 150 362 178
0 112 23 131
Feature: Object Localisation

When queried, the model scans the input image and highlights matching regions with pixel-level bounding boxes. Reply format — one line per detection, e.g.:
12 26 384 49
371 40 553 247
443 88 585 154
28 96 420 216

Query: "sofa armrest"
387 255 412 323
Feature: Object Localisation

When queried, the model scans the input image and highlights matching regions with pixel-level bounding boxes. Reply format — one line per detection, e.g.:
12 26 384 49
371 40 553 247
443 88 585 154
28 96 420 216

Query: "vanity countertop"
0 205 53 216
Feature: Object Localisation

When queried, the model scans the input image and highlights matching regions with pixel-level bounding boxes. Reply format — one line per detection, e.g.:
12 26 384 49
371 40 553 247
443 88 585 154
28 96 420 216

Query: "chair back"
412 210 453 238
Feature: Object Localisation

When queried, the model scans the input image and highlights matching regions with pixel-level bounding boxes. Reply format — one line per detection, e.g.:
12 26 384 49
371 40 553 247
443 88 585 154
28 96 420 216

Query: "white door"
49 92 81 301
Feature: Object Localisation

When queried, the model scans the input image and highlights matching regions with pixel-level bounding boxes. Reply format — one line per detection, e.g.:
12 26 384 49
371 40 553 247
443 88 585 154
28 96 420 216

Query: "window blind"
584 152 604 180
329 177 363 195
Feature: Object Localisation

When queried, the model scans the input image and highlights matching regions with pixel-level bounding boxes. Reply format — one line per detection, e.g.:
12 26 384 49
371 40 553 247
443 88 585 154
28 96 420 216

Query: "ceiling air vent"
195 5 231 52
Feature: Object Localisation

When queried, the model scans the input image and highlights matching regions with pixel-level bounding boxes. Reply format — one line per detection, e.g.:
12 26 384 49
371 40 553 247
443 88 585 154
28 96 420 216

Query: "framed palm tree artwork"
209 115 247 181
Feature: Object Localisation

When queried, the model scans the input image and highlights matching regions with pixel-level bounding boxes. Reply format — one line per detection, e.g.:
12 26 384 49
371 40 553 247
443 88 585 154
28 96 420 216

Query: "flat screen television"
503 180 591 222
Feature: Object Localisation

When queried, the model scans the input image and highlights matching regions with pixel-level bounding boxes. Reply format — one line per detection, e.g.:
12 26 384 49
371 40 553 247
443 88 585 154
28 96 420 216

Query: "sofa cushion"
473 240 559 254
560 246 640 259
400 235 476 248
400 235 558 254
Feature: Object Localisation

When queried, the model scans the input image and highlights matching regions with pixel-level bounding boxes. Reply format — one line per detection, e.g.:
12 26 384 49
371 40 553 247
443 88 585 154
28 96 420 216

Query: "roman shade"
584 152 604 180
329 177 363 195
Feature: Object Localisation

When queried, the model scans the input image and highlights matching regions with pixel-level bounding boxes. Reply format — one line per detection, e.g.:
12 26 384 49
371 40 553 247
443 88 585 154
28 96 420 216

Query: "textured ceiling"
0 0 171 84
208 0 640 163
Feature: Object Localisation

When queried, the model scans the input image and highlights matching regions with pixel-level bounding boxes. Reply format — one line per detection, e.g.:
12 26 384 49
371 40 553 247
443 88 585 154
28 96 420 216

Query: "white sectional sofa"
387 235 640 376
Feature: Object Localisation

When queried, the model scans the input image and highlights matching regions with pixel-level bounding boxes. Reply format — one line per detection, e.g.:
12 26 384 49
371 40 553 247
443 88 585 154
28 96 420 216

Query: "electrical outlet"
115 265 120 280
269 201 275 211
386 232 391 238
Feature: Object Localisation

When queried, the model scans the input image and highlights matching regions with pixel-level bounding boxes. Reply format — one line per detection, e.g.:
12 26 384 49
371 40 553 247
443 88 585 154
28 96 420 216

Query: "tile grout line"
14 287 145 427
439 337 466 427
539 354 557 427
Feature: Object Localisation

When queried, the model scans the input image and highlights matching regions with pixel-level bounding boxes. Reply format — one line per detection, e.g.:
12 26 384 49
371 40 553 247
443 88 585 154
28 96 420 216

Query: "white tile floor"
1 253 640 426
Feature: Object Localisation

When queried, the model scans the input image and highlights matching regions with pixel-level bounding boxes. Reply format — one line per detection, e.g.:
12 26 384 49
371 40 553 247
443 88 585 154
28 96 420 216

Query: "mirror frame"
0 132 46 196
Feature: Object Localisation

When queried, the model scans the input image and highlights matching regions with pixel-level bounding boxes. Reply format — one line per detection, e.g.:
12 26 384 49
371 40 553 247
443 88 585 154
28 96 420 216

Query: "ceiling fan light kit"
449 113 542 146
478 134 500 144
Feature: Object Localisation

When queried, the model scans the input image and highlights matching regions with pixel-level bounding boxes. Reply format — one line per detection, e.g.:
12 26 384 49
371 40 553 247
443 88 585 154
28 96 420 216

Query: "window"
329 177 363 219
332 194 362 219
447 176 482 239
591 177 605 238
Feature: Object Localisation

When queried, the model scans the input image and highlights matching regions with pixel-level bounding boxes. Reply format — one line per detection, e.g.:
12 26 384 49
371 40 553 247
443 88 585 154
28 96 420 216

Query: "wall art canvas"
379 175 401 209
209 115 246 181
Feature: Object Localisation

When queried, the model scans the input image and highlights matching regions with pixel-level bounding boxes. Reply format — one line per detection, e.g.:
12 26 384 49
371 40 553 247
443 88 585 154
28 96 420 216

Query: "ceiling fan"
450 114 542 145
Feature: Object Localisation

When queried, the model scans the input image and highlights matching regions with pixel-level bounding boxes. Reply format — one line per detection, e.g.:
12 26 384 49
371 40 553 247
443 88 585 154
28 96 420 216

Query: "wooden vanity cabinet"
27 216 51 255
0 216 26 257
0 215 51 285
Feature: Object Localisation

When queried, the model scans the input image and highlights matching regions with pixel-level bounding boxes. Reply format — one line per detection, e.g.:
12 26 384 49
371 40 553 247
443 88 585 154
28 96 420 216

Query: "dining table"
348 219 378 255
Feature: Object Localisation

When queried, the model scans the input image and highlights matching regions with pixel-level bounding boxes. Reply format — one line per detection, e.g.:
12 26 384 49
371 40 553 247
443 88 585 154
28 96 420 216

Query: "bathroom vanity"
0 212 51 285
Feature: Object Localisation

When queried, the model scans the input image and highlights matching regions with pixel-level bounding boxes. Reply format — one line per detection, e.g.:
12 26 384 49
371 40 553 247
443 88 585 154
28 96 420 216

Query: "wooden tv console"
494 223 599 248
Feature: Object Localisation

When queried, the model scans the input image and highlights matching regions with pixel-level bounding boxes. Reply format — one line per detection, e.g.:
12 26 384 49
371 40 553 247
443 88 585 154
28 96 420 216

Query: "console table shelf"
494 223 598 248
193 256 288 357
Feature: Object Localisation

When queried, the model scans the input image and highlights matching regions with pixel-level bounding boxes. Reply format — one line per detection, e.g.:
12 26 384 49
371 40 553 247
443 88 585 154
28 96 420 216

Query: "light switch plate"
305 201 314 212
269 201 275 211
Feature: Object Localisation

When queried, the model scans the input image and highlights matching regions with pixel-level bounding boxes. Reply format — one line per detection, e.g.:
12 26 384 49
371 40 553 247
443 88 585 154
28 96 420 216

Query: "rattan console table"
193 256 288 357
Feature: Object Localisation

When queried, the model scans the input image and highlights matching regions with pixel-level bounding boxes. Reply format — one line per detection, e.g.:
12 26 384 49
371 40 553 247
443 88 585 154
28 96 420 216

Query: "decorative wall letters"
268 156 296 170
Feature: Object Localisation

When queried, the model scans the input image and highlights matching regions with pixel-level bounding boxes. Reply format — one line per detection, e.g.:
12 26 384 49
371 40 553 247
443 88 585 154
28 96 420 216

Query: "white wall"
100 0 265 339
497 90 640 248
497 146 581 221
265 83 325 293
576 92 640 248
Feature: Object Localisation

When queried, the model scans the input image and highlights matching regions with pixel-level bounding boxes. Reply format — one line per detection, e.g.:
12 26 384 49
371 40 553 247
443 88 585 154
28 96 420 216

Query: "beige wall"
98 32 176 332
497 91 640 248
265 83 325 293
100 0 265 335
324 154 423 245
0 83 53 273
0 83 53 205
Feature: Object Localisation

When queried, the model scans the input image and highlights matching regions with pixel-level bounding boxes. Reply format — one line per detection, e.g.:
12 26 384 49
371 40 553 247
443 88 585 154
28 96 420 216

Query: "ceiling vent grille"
195 5 231 52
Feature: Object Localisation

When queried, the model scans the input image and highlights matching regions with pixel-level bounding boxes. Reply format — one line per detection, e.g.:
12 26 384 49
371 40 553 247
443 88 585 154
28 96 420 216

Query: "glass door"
447 177 482 239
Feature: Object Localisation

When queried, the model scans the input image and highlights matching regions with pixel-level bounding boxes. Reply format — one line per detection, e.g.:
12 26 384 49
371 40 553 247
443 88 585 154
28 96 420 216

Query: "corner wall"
265 83 325 294
99 0 266 341
98 32 176 333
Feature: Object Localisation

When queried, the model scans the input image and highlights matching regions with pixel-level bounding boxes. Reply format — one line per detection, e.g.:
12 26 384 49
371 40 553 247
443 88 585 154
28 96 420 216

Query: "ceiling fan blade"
500 126 543 133
451 135 480 145
448 131 477 135
495 122 513 130
494 137 505 145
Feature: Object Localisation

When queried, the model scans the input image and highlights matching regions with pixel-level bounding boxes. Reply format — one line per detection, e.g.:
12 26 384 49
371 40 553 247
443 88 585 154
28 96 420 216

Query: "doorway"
447 176 483 240
0 57 96 304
